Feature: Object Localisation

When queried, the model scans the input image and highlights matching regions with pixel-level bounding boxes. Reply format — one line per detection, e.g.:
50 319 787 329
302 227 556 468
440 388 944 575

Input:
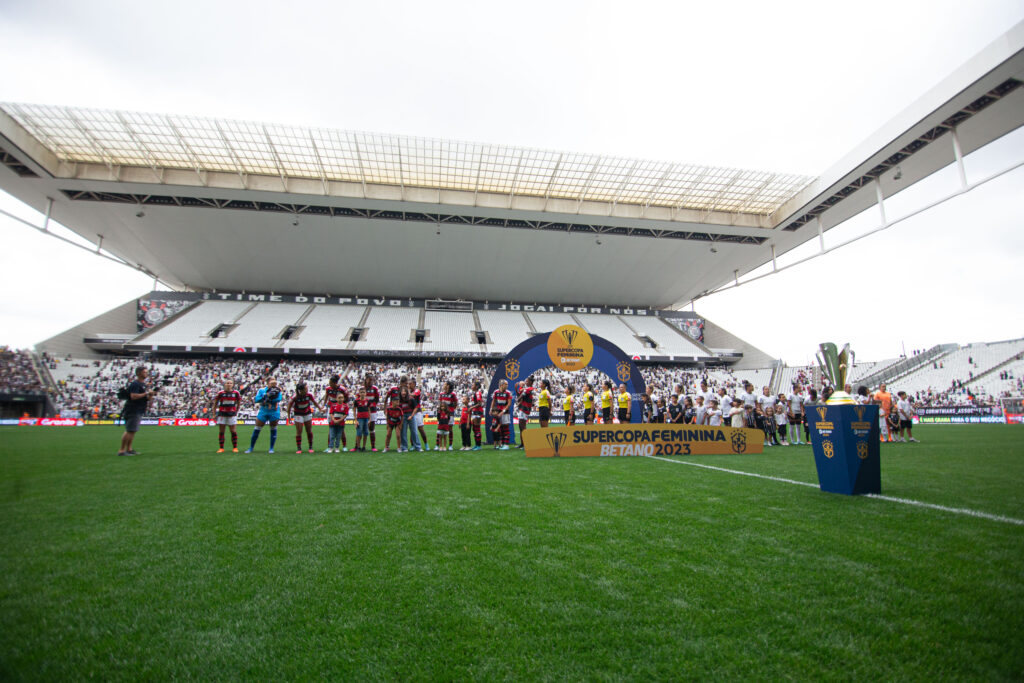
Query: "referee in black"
118 366 154 456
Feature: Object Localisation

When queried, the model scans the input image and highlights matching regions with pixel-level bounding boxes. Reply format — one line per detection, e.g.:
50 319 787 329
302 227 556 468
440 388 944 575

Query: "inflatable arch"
485 325 647 445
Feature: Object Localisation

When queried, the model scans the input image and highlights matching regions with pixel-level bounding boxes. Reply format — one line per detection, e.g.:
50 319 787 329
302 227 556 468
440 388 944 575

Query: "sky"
0 0 1022 364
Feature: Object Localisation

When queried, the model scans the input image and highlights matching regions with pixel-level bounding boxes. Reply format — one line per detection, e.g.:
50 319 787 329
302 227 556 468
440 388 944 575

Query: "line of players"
206 372 641 453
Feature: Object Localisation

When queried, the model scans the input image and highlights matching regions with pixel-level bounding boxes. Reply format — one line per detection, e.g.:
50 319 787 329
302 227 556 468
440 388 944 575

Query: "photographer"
118 366 155 456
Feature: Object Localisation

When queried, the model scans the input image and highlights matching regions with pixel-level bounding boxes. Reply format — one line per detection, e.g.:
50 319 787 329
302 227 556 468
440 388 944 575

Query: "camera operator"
118 366 155 456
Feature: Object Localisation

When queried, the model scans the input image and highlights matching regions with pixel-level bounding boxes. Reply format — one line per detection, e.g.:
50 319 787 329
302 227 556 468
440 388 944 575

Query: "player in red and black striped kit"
323 374 349 451
212 379 241 452
363 374 380 452
435 381 458 451
470 380 484 450
287 382 322 453
515 376 536 449
491 379 514 450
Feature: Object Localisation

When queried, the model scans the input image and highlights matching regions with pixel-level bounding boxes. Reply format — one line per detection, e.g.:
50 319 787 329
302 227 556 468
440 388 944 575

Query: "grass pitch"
1 424 1023 680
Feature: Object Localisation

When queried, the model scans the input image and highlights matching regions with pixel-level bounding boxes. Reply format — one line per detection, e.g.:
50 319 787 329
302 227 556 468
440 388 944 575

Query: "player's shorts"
617 408 628 423
539 407 551 421
292 413 312 424
564 411 575 425
414 412 424 428
516 409 531 421
216 415 238 426
471 411 483 421
256 409 281 424
584 408 594 422
900 419 912 430
369 410 380 426
601 407 611 423
790 413 803 425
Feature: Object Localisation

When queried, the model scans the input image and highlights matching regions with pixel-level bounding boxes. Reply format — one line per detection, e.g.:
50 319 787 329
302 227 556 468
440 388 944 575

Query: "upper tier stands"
130 301 709 358
423 311 479 353
141 300 251 346
477 310 530 352
351 307 420 352
284 305 365 349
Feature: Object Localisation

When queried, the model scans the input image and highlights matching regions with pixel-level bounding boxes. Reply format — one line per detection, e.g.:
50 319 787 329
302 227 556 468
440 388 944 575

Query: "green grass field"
1 424 1023 680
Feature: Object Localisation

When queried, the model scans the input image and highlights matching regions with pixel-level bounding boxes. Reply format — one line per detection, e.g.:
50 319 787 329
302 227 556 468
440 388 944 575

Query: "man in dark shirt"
118 366 154 456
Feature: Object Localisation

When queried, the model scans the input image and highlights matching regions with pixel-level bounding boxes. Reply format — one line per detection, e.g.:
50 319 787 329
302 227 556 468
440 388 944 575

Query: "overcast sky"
0 0 1021 364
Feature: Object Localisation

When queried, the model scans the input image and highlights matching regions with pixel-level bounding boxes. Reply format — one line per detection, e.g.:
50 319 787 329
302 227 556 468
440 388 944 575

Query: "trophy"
815 342 856 405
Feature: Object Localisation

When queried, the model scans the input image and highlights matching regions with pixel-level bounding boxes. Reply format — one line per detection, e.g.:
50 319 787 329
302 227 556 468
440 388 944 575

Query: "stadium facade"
0 22 1021 369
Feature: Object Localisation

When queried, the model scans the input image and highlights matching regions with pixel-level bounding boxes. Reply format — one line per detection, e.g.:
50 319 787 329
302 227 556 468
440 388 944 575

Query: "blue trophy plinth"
805 403 881 495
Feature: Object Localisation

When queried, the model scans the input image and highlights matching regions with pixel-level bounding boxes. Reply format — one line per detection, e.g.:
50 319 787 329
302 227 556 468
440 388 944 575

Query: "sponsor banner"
17 418 85 426
0 418 20 426
916 415 1006 424
917 406 1000 418
522 424 763 458
1006 413 1023 424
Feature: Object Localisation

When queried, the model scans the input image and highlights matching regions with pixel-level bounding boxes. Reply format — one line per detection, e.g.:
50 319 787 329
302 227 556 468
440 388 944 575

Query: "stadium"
0 11 1022 680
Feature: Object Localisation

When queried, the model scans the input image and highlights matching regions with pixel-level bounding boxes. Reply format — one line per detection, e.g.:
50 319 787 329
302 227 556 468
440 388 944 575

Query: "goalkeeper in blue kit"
246 377 284 453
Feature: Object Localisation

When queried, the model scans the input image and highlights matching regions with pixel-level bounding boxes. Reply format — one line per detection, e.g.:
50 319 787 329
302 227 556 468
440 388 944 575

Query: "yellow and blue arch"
485 324 647 445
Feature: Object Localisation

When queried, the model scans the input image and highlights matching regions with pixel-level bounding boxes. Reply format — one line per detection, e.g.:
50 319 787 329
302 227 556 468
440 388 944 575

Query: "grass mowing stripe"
645 454 1024 526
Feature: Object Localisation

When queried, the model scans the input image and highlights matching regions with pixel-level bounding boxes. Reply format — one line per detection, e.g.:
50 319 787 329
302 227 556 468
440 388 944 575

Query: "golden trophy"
815 342 856 405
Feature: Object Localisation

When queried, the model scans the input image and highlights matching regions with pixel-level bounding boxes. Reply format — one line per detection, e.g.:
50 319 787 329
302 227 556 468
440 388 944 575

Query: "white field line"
644 454 1024 527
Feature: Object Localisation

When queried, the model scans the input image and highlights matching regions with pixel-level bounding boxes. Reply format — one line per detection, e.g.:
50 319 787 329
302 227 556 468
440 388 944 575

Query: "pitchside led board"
486 324 763 455
805 403 881 495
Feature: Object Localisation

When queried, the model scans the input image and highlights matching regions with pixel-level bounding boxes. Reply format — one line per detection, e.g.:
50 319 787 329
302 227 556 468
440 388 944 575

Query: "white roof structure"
1 103 811 217
0 22 1021 308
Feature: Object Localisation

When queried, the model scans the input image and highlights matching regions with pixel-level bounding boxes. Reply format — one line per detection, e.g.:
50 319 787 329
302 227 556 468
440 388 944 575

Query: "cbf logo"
561 328 578 347
504 358 520 381
546 432 567 457
856 441 868 460
730 431 747 454
616 361 631 382
823 440 835 459
816 406 828 421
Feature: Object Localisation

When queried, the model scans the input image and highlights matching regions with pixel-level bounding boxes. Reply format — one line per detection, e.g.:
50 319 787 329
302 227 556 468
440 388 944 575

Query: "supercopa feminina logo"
504 358 520 381
546 432 567 456
730 431 747 454
616 361 631 382
561 328 578 347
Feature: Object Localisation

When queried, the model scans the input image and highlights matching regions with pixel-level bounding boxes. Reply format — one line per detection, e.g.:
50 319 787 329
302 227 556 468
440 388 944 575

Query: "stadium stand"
476 310 531 352
139 301 252 346
527 312 578 332
284 305 366 349
423 311 480 353
226 303 310 348
573 314 644 356
622 316 706 357
351 307 420 351
0 348 45 393
888 339 1024 399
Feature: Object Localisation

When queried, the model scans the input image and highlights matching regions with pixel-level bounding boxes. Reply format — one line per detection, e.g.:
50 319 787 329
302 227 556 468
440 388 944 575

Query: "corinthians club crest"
504 358 520 381
616 361 631 382
730 431 747 454
546 432 567 457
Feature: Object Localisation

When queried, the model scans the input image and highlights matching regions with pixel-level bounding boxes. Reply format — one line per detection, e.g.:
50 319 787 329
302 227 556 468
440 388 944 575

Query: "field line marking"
643 455 1024 527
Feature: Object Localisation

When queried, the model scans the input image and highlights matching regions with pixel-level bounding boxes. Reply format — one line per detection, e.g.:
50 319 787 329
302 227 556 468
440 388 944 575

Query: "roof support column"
874 179 887 225
817 216 825 253
951 127 968 189
770 243 777 271
42 196 53 232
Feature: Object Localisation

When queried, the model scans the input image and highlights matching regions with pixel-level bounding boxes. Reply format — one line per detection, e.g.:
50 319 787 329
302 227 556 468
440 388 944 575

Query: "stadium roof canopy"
0 22 1021 308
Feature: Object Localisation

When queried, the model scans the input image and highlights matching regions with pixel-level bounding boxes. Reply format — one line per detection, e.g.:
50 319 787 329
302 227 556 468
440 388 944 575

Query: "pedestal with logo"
805 403 881 495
